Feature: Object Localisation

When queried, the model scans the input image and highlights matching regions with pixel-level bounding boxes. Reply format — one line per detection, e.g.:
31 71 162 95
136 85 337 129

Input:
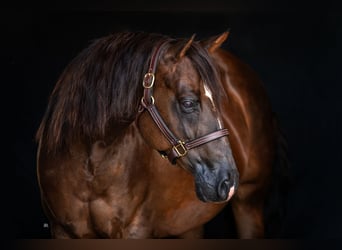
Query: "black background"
12 0 342 239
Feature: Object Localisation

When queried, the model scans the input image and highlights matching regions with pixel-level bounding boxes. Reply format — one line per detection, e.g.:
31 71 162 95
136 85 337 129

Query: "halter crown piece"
140 41 229 164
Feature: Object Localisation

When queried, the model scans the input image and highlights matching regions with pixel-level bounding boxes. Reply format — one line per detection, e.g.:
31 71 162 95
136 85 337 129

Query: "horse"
36 31 288 238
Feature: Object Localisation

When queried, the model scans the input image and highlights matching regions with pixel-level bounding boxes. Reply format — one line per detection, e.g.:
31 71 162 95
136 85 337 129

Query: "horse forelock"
185 41 225 110
37 32 169 151
163 39 224 105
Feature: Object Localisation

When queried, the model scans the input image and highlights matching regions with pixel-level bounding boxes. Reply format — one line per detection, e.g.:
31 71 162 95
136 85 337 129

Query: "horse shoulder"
37 142 98 238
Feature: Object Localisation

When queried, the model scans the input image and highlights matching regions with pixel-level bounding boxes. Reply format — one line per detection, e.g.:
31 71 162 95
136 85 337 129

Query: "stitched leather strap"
185 129 229 150
141 99 179 146
142 41 168 106
165 129 229 164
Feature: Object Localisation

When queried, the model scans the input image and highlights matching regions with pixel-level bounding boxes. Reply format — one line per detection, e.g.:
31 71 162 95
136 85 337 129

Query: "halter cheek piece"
139 41 229 164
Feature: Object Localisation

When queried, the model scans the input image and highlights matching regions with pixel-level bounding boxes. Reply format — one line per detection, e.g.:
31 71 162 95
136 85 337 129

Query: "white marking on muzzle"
212 186 235 204
227 186 235 201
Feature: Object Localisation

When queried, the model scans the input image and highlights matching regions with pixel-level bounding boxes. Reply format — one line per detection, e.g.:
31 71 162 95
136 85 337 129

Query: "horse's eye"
180 99 198 113
182 100 194 108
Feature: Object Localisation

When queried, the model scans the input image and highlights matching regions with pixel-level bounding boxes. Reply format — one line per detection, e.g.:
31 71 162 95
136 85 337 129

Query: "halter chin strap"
140 40 229 164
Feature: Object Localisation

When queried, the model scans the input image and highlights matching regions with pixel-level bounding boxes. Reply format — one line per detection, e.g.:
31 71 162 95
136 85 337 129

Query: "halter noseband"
140 41 229 164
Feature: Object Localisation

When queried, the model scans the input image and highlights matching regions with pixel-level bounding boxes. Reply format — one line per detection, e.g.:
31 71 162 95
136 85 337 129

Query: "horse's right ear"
201 31 230 53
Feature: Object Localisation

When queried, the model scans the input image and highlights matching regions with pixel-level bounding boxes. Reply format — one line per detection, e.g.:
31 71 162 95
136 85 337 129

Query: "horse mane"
36 31 223 152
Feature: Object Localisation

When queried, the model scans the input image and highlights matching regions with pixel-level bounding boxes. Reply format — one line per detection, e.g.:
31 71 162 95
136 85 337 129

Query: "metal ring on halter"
143 73 155 88
141 96 155 106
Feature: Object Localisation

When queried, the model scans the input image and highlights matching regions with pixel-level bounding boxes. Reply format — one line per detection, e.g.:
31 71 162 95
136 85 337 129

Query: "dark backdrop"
12 1 342 239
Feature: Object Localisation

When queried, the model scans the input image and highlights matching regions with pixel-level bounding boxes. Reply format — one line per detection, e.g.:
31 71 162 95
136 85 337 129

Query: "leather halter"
140 41 229 164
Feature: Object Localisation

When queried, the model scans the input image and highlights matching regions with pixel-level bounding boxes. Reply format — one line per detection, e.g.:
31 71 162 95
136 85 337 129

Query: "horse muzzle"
194 166 239 203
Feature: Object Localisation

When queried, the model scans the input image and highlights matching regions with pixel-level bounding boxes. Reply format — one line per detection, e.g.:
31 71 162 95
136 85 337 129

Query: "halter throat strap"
140 41 229 164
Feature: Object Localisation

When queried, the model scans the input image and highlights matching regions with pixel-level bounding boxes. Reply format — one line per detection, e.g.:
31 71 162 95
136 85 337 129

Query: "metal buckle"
141 96 155 106
173 141 187 157
143 73 155 88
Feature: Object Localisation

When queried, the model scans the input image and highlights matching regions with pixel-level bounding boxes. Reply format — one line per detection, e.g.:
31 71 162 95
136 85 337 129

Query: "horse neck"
214 49 275 170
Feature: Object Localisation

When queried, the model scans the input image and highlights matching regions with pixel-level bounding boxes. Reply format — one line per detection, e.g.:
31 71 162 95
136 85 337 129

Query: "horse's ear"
202 31 230 53
178 34 196 59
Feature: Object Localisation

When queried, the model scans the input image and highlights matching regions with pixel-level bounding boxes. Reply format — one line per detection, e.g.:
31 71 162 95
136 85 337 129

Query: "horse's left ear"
202 31 230 53
178 34 196 59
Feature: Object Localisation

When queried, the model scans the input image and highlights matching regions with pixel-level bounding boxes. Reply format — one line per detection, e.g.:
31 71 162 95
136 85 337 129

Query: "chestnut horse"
36 31 288 238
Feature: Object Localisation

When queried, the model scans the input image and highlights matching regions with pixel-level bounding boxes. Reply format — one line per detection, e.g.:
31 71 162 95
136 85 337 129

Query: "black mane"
36 31 223 152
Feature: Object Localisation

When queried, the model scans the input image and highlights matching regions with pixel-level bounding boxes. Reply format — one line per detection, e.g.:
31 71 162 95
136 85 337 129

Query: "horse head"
137 34 239 203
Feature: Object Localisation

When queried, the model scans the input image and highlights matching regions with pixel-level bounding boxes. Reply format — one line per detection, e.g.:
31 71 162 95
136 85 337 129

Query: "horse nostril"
227 172 231 181
217 179 229 200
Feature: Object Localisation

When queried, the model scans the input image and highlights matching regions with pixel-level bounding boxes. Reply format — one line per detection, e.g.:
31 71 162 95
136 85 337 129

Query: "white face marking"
204 84 223 129
204 84 214 103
